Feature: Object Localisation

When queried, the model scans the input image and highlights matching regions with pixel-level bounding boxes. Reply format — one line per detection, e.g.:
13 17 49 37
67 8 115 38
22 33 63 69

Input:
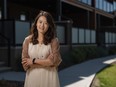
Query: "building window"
0 9 2 19
20 13 26 21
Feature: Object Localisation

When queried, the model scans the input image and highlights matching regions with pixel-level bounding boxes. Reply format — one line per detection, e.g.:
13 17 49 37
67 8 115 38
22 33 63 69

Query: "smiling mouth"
39 28 44 30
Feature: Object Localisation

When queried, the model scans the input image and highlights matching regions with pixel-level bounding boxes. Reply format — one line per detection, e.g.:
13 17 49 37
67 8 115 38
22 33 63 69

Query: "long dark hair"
30 10 56 45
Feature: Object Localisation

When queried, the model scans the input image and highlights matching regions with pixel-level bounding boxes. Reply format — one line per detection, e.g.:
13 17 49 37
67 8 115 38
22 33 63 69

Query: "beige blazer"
22 36 62 71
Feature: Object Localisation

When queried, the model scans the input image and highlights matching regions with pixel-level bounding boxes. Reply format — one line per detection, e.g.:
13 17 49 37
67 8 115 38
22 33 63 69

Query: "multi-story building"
0 0 116 69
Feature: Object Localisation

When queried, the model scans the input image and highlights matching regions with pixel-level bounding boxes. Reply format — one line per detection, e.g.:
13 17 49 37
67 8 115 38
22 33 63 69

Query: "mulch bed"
0 80 24 87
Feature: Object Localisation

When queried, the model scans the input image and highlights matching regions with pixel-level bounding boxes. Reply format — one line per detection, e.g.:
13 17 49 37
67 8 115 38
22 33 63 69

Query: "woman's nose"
41 23 44 26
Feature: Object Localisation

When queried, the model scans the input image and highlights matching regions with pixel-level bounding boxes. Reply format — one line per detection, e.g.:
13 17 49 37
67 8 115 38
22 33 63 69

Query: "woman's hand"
22 58 33 67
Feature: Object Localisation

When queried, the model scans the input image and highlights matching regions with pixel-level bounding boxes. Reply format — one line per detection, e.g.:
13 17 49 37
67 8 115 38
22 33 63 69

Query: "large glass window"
105 32 109 43
109 32 112 43
79 28 84 43
105 32 116 44
0 9 2 19
56 25 65 43
15 21 30 44
112 33 115 43
107 2 110 12
115 34 116 43
96 0 99 8
71 27 96 44
96 0 114 13
88 0 91 5
103 0 107 11
72 28 116 44
78 0 91 6
85 29 90 43
20 13 26 21
96 0 103 9
110 3 113 12
82 0 87 4
72 27 78 43
20 11 29 21
114 1 116 11
99 0 103 10
108 2 112 12
91 30 96 43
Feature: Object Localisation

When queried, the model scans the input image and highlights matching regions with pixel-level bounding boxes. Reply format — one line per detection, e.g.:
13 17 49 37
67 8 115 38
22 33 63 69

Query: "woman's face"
36 16 49 34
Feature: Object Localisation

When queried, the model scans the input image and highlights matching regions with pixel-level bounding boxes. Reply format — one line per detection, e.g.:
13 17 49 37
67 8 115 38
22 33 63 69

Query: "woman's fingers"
22 58 32 66
21 61 26 64
23 62 29 67
21 58 31 70
22 58 28 64
22 58 27 61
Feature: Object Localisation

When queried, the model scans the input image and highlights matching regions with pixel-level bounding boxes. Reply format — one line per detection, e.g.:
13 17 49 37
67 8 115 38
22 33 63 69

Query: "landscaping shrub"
108 46 116 55
71 46 109 64
71 46 87 63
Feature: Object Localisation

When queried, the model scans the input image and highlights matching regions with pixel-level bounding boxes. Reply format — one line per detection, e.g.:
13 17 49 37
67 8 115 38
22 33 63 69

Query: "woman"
21 10 62 87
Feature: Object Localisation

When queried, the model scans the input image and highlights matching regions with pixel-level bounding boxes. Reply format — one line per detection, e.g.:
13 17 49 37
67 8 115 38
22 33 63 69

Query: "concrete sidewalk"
59 55 116 87
0 55 116 87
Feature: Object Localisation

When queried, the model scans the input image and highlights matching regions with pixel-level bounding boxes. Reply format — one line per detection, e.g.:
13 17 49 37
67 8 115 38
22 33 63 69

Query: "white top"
28 43 52 59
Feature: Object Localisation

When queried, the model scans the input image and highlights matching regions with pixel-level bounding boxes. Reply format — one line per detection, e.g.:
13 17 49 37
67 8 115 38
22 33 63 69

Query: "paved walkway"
0 55 116 87
59 55 116 87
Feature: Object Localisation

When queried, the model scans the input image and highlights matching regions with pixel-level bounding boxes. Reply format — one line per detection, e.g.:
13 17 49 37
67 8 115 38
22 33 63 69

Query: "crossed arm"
21 37 62 71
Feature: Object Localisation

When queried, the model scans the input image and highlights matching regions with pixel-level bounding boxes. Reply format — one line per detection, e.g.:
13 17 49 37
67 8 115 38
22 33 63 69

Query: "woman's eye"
45 22 48 25
39 21 42 23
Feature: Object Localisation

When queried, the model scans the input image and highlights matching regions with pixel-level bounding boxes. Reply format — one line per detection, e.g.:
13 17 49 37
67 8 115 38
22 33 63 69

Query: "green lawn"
96 63 116 87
